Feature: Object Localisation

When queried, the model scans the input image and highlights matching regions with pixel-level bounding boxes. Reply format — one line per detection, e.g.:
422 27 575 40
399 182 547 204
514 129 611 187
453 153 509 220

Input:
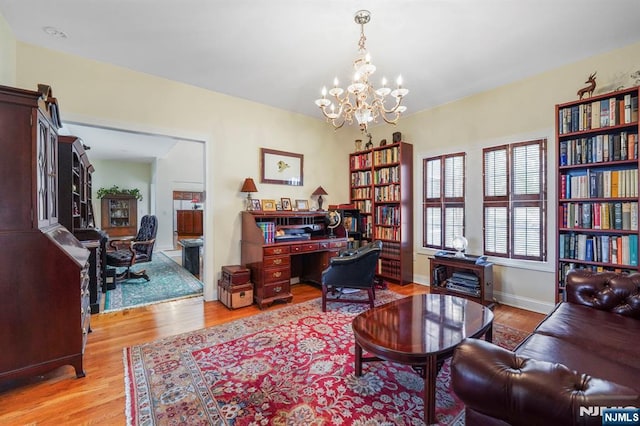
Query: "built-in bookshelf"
349 141 413 285
556 85 640 302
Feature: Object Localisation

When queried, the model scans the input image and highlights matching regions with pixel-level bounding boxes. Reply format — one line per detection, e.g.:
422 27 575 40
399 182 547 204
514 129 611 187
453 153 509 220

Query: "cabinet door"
36 114 58 228
193 210 203 235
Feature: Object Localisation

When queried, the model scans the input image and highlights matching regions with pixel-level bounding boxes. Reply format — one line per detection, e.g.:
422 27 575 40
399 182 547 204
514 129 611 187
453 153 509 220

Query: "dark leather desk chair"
106 215 158 282
321 240 383 312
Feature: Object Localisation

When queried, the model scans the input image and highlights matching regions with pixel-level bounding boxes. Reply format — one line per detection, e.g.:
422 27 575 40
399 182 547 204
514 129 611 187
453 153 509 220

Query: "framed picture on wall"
261 148 303 186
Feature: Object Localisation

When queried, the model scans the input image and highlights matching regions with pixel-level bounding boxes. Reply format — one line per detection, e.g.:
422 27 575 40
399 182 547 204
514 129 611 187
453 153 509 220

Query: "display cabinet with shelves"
349 141 413 285
101 194 138 237
556 86 640 302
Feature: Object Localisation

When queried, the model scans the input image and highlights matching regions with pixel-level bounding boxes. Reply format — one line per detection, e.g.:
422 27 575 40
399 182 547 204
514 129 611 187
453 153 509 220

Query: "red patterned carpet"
124 292 528 425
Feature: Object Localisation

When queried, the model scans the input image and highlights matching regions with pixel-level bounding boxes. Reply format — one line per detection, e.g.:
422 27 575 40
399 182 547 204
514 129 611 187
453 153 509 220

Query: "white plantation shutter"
444 156 464 198
425 158 441 199
423 153 465 249
484 148 507 197
484 206 508 254
445 207 465 248
483 140 546 261
425 207 441 246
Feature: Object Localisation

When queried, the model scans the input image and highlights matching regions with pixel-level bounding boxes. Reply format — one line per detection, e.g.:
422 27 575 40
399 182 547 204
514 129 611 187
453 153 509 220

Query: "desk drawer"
264 265 290 283
330 241 347 249
264 255 290 268
264 246 290 256
291 243 319 253
263 281 290 299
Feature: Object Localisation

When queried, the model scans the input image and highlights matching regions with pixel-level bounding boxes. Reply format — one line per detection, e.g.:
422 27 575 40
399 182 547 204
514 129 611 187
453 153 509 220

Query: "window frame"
482 139 547 261
422 152 466 250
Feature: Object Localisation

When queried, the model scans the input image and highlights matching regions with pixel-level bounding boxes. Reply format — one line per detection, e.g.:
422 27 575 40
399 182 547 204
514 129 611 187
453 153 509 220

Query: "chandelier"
314 10 408 135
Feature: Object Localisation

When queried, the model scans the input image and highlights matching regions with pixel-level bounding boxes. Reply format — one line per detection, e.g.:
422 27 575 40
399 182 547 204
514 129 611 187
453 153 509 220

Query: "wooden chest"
218 280 254 309
221 265 251 285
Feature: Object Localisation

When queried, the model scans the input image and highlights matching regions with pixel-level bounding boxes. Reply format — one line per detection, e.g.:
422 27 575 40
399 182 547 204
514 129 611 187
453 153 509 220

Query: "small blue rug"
104 252 203 312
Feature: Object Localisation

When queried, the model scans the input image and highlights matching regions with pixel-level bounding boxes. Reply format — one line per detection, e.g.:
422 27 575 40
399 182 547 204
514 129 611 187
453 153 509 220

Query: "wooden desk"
241 211 348 309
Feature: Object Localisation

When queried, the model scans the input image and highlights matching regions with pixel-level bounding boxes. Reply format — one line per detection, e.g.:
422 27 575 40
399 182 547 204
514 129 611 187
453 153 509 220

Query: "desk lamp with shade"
241 178 258 211
312 186 328 211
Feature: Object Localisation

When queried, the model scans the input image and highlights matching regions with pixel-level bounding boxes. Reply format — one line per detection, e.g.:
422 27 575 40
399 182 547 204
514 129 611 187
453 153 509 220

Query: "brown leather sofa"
451 270 640 426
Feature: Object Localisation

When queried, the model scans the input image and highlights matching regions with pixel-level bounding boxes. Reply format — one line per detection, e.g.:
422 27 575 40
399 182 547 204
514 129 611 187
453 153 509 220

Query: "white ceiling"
2 0 640 158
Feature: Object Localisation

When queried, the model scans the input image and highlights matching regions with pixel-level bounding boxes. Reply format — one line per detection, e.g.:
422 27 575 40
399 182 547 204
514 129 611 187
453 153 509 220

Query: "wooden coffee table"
352 294 494 424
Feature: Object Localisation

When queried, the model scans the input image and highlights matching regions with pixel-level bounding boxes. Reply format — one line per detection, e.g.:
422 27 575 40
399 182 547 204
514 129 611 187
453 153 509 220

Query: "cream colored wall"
13 35 640 311
341 41 640 313
0 14 16 85
156 140 205 250
15 42 348 301
91 160 152 228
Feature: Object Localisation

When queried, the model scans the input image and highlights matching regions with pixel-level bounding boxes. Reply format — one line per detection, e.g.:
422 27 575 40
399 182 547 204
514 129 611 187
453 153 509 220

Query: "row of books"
558 94 638 134
378 258 401 279
343 215 358 233
351 170 372 187
373 165 400 184
351 187 371 200
559 201 639 231
373 147 400 166
559 132 638 165
560 169 638 199
353 200 372 214
374 226 400 241
350 152 372 170
374 185 401 202
559 233 639 266
380 241 401 259
257 221 276 244
375 205 400 226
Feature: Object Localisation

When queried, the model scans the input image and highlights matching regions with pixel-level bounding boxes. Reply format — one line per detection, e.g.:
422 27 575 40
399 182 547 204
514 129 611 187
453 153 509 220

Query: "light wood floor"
0 283 545 425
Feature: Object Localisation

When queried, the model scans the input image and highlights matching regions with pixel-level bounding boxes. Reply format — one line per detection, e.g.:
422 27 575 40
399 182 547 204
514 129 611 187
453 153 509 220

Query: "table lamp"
241 178 258 210
312 186 328 211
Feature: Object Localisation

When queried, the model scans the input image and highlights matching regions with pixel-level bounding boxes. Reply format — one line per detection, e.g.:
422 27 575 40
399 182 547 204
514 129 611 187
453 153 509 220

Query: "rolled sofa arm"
451 339 639 426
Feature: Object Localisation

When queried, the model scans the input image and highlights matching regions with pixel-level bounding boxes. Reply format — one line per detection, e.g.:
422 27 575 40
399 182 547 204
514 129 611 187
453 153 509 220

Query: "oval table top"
352 293 494 364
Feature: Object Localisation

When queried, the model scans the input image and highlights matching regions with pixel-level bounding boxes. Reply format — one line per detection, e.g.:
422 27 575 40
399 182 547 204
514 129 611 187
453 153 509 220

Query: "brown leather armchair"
106 215 158 282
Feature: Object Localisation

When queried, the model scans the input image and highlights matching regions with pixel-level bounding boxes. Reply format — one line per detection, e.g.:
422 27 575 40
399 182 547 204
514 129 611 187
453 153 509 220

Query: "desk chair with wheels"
321 240 383 312
106 215 158 282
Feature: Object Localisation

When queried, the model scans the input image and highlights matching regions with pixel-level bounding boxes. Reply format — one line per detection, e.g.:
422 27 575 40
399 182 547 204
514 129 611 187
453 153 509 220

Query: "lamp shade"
312 186 328 196
241 178 258 193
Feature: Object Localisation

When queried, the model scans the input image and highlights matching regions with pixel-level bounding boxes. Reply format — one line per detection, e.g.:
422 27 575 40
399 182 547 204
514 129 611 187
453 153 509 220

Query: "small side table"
179 238 203 276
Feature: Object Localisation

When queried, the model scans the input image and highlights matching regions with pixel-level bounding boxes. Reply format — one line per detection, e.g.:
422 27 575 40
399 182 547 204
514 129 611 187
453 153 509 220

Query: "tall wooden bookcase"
556 86 640 302
349 141 413 285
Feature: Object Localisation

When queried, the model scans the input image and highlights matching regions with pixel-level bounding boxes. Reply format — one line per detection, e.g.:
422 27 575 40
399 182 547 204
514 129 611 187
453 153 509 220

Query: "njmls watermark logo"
579 406 640 425
578 395 640 426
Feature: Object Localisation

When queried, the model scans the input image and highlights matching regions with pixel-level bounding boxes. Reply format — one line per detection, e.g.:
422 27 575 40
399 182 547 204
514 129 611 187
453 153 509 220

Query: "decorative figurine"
392 131 402 143
364 133 373 150
379 139 387 146
355 139 362 151
577 71 597 99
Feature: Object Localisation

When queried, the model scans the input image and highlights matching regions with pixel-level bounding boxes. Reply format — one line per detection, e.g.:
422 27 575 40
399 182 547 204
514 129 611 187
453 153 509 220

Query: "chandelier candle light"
315 10 408 134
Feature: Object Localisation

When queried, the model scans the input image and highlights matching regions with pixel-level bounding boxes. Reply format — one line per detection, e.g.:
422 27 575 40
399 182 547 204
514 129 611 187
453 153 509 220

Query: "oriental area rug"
104 252 203 312
124 292 527 425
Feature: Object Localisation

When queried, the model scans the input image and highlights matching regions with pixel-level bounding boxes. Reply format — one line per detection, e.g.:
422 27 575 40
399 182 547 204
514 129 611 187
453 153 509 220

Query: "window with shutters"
423 153 465 249
483 139 547 261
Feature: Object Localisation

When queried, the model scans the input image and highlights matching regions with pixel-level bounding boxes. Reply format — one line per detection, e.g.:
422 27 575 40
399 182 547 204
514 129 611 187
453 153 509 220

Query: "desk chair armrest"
109 238 132 251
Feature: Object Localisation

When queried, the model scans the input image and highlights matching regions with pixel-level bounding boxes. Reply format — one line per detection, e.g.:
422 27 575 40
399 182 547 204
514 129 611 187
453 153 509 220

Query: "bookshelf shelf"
555 85 640 302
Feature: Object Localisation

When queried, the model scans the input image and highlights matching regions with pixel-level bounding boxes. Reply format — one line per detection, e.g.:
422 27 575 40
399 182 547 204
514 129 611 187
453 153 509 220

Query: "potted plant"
96 185 143 201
